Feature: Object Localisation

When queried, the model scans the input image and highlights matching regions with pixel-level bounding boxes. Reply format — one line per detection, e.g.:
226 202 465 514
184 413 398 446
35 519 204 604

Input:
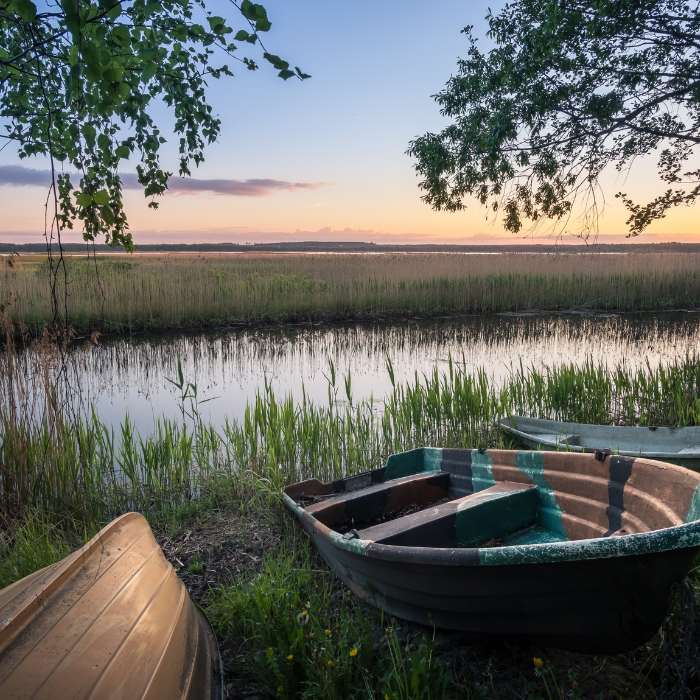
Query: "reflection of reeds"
4 252 700 332
2 329 699 527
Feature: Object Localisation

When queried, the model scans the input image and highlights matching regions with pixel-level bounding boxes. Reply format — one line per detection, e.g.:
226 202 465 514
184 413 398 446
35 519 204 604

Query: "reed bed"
3 252 700 332
2 348 699 528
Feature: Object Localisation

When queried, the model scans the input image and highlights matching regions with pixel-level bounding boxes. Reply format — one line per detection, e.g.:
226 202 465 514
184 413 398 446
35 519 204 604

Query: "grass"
206 539 454 700
0 510 73 588
3 342 700 528
204 524 699 699
2 329 700 696
3 251 700 333
3 352 700 528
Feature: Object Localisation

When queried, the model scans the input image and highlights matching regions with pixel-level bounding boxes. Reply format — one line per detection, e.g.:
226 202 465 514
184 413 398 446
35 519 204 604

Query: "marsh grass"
0 510 73 588
205 531 692 699
3 252 700 332
206 539 454 700
2 345 700 529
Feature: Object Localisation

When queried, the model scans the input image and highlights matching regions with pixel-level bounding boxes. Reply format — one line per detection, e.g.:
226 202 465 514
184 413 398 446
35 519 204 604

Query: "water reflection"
15 311 700 435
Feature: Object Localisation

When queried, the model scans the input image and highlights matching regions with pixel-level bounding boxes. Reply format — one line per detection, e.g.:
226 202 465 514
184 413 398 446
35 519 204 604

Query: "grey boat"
500 416 700 470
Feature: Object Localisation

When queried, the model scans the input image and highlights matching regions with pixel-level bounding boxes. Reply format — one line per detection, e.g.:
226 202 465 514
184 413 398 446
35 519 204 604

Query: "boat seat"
535 433 580 446
307 471 451 527
356 481 538 547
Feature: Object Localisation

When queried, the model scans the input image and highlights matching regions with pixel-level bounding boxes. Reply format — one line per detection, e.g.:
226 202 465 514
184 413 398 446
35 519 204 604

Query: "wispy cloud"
0 165 326 197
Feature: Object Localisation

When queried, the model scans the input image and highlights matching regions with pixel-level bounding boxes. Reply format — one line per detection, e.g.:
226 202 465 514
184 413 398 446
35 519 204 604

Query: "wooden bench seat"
307 471 451 528
357 481 539 547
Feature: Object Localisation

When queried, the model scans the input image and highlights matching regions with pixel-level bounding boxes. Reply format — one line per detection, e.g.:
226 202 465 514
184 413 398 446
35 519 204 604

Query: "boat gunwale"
283 449 700 568
499 416 700 460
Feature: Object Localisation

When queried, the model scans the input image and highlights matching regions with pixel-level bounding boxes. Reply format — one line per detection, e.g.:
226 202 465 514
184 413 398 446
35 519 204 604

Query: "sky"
1 0 698 245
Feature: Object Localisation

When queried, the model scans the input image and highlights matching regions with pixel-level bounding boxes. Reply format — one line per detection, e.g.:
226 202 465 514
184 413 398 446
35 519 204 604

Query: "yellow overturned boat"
0 512 221 699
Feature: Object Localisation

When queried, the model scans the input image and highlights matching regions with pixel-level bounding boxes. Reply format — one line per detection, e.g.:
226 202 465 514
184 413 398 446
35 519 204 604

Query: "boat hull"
284 447 700 653
304 518 695 653
0 513 222 700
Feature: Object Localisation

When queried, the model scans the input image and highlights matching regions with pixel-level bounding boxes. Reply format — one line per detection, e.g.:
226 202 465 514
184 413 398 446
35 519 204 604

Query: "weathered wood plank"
357 481 537 546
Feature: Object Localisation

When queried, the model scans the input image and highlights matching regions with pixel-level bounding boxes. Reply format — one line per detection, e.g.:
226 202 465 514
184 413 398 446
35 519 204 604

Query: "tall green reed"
2 344 700 528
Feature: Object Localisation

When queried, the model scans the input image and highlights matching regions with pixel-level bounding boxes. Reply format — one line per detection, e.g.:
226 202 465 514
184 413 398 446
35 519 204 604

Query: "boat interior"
286 449 700 548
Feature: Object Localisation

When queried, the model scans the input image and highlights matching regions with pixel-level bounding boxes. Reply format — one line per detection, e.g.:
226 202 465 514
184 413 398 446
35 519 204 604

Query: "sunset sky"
1 0 698 245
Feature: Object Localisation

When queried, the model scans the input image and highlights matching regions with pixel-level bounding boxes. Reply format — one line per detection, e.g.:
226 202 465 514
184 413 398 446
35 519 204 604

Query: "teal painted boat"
500 416 700 470
284 447 700 652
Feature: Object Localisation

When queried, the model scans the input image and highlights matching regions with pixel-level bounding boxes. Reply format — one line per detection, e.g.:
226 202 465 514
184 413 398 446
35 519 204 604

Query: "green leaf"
93 190 110 206
100 205 116 225
11 0 37 22
83 123 96 147
76 192 93 207
234 29 256 43
172 23 187 41
207 16 229 35
278 69 294 80
240 0 257 20
263 52 288 71
115 145 130 159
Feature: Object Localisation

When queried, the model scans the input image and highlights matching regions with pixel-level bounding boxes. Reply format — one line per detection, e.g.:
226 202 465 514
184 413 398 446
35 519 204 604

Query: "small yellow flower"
326 659 336 668
324 628 332 637
533 656 544 669
287 654 294 661
349 647 358 658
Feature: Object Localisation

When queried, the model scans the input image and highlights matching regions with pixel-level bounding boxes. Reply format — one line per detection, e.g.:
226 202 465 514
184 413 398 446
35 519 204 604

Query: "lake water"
23 310 700 435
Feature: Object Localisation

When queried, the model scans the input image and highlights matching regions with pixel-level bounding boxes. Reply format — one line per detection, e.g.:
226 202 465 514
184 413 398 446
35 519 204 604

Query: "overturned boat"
284 448 700 653
500 415 700 469
0 512 221 699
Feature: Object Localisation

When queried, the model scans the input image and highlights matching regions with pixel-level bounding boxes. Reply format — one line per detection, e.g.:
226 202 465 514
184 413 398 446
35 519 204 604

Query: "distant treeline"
2 240 700 254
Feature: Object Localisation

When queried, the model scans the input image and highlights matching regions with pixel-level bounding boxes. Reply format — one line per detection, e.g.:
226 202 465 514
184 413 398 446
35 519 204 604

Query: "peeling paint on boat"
516 450 567 538
470 449 495 491
687 483 700 523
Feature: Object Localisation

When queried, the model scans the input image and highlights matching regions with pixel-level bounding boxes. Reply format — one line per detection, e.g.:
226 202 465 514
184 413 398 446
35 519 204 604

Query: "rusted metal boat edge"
283 447 700 568
0 512 223 700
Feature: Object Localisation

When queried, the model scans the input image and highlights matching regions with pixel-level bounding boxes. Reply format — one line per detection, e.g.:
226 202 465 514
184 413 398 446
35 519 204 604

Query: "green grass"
206 540 454 700
3 251 700 333
0 511 73 588
205 532 698 699
2 354 700 528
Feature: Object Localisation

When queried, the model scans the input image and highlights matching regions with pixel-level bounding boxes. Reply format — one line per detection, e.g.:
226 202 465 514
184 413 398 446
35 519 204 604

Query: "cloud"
0 165 50 187
0 165 326 197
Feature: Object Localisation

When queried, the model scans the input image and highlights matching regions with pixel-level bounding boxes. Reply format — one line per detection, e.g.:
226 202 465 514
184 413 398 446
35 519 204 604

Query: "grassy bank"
3 353 700 527
3 251 700 333
2 345 700 696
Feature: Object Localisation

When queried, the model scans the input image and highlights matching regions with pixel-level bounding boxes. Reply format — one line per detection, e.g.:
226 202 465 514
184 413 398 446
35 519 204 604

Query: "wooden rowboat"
0 512 221 700
500 415 700 469
284 448 700 652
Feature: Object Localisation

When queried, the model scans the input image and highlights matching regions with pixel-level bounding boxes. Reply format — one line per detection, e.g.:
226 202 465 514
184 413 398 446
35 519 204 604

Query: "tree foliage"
409 1 700 236
0 0 308 249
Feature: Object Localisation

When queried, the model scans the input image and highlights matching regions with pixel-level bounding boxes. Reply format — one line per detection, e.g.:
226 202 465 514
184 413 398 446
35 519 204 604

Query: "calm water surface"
33 311 700 435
